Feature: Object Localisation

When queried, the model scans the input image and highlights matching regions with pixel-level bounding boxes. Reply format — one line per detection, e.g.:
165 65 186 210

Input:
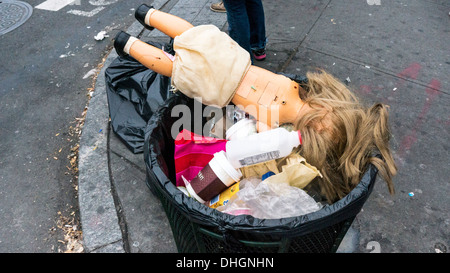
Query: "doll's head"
294 70 397 203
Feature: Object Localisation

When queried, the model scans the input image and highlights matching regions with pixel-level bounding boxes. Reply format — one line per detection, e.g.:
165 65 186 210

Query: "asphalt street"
0 0 150 252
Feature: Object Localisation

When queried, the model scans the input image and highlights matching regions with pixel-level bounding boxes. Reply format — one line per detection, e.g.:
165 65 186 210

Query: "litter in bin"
208 182 240 209
240 160 279 180
226 106 248 124
225 127 302 169
174 129 226 187
225 118 257 141
262 171 275 180
217 177 322 218
175 123 324 217
184 151 242 204
263 153 322 190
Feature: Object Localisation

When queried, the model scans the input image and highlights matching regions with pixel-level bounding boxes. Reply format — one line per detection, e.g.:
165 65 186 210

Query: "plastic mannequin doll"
116 4 309 131
114 4 397 203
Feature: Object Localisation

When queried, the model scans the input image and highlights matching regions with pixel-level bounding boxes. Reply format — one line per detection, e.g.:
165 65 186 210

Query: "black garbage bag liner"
143 92 379 245
105 41 172 153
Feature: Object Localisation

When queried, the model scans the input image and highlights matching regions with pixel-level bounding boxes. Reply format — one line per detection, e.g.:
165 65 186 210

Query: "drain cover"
0 0 33 36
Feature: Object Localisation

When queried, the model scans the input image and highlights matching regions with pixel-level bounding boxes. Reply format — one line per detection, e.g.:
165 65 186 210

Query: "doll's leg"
114 31 173 77
135 4 193 38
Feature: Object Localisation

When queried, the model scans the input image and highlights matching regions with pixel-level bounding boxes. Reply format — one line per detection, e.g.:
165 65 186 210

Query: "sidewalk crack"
278 0 333 72
106 122 131 253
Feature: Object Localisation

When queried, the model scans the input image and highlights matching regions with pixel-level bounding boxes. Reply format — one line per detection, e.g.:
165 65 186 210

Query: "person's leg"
246 0 266 50
246 0 266 60
222 0 252 59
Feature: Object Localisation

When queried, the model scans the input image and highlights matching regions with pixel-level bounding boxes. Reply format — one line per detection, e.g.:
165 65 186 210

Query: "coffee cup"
185 151 242 203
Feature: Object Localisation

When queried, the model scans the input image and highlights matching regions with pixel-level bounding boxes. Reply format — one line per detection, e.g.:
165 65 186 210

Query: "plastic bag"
217 177 322 219
105 41 172 153
174 129 226 187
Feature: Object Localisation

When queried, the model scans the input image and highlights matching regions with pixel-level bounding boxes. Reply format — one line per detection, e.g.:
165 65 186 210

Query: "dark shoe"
252 48 266 61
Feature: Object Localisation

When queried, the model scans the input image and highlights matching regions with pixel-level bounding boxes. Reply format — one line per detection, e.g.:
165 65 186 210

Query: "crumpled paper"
264 153 322 189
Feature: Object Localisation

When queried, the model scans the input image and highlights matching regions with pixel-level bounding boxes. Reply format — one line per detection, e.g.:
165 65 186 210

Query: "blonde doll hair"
295 70 397 203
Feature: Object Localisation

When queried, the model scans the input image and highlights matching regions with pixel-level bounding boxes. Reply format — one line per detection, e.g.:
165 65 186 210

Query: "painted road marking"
35 0 119 17
67 6 105 17
35 0 77 11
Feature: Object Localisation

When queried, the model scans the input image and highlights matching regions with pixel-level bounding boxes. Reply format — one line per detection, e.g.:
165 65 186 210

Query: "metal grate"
0 0 33 36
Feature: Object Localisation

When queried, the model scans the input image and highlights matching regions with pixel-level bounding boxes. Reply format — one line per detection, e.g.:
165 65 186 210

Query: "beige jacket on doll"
171 25 252 107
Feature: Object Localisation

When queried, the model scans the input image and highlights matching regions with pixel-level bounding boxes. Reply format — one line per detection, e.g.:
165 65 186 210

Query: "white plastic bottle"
225 127 302 169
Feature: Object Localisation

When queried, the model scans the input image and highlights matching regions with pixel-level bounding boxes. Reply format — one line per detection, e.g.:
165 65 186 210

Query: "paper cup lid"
210 151 242 184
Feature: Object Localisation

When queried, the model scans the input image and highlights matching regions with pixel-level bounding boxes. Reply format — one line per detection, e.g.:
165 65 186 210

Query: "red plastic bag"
174 129 226 186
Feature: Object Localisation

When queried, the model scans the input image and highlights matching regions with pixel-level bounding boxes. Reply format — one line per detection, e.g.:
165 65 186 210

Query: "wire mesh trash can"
143 93 379 253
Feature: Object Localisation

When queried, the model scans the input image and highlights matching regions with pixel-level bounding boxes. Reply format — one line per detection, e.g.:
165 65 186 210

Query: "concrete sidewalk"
78 0 449 253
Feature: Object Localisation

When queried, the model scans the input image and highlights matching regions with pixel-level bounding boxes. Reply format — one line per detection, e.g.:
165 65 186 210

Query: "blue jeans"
223 0 267 62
